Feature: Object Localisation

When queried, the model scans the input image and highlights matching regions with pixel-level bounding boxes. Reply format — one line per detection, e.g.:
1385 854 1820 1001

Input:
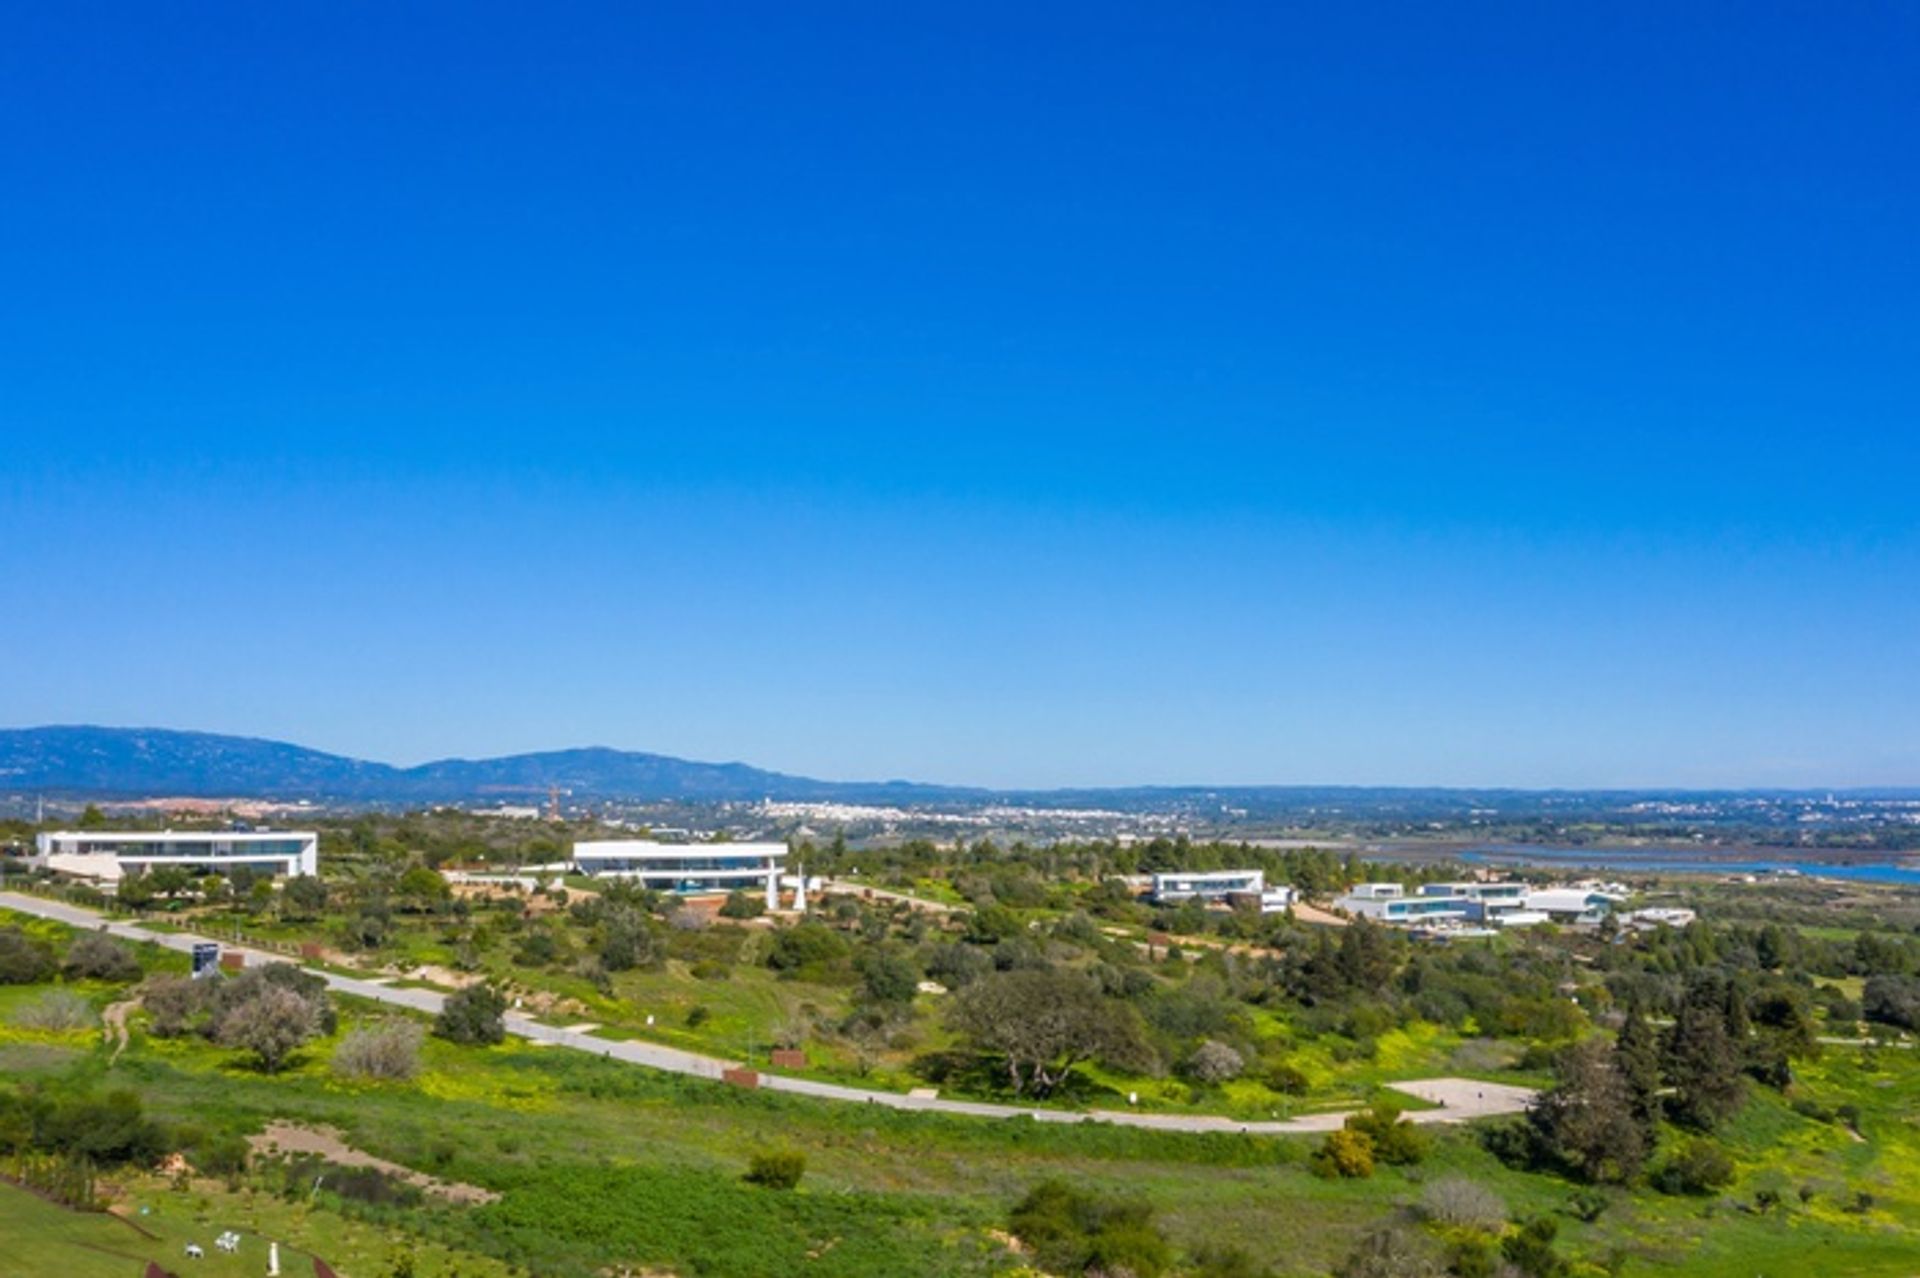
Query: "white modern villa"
572 839 791 907
1335 880 1622 929
1334 882 1474 924
33 830 319 881
1149 870 1295 913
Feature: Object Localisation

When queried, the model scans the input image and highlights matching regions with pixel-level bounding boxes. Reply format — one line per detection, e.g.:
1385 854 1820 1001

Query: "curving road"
0 892 1533 1135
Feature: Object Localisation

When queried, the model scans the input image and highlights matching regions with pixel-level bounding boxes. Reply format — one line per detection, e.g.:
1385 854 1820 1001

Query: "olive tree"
947 966 1151 1097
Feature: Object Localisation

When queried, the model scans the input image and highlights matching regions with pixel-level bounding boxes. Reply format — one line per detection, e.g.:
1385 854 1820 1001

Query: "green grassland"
7 848 1920 1278
4 953 1918 1277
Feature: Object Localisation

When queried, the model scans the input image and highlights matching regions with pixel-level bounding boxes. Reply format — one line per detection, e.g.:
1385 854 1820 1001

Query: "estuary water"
1458 844 1920 887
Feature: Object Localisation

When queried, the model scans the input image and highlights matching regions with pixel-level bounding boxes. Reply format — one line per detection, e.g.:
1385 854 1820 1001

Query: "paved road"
0 892 1532 1136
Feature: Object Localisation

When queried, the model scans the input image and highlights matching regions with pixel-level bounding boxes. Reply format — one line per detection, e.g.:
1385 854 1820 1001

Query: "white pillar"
765 861 778 912
793 865 806 914
268 1241 281 1276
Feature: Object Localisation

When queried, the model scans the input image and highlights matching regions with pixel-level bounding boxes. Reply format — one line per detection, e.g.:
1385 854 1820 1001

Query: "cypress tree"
1665 975 1745 1130
1615 1001 1663 1140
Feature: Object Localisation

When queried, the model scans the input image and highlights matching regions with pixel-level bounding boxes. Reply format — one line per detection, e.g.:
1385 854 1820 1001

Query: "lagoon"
1459 844 1920 887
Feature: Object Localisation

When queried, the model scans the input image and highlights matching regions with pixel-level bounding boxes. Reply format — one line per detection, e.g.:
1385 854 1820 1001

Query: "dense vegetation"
1 816 1917 1275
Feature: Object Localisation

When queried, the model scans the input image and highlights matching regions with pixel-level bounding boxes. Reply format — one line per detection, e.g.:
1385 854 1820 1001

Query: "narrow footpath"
0 892 1534 1136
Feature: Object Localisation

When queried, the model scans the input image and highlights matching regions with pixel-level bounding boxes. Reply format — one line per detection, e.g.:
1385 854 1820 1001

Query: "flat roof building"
572 839 789 909
1334 882 1472 924
33 830 318 881
1149 871 1294 914
1523 887 1624 927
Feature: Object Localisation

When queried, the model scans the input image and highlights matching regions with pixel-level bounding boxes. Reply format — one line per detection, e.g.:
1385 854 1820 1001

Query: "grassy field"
6 888 1920 1278
0 1175 511 1278
5 985 1914 1277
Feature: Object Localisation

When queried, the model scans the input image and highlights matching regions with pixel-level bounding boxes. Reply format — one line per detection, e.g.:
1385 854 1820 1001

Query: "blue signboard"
192 943 221 979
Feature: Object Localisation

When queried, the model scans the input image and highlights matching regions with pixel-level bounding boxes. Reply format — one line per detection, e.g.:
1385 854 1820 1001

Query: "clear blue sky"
3 4 1916 789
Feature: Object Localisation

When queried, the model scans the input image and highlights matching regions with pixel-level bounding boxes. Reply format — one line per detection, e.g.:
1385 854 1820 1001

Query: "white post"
793 864 806 914
764 861 778 912
268 1240 280 1276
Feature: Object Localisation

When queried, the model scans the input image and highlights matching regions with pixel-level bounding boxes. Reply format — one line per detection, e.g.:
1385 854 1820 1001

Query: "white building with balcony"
1334 882 1474 925
572 839 789 908
33 830 319 881
1149 870 1294 913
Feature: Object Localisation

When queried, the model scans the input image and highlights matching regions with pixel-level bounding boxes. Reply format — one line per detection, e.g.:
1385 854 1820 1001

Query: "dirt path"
101 996 139 1065
3 892 1538 1138
248 1121 499 1205
1289 901 1350 927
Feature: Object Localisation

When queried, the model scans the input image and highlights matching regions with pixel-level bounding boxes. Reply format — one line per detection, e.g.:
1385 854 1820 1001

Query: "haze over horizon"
4 6 1917 791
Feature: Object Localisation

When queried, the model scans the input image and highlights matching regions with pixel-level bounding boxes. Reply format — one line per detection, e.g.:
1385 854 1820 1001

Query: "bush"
1346 1098 1427 1166
1419 1176 1506 1231
142 975 207 1037
1263 1061 1311 1095
32 1089 170 1167
1191 1243 1272 1278
1009 1179 1171 1278
435 983 508 1046
1335 1226 1443 1278
1185 1039 1246 1085
1310 1127 1375 1179
743 1148 806 1189
767 923 849 973
215 983 320 1072
1501 1216 1565 1278
333 1019 425 1080
62 933 141 983
719 890 765 920
0 928 57 984
1653 1139 1736 1196
13 990 95 1031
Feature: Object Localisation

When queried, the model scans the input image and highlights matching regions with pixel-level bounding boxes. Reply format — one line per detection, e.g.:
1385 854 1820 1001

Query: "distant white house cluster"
32 830 319 881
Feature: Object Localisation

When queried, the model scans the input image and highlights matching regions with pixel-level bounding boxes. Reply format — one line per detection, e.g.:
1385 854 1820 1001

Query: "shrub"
743 1148 806 1189
13 990 95 1031
1334 1226 1443 1278
1418 1176 1506 1231
1310 1127 1375 1179
1009 1179 1171 1278
142 975 207 1037
33 1089 170 1167
0 928 56 984
1185 1039 1246 1085
1347 1098 1427 1166
1653 1139 1736 1196
62 932 141 983
1190 1243 1272 1278
215 983 321 1072
1263 1061 1311 1095
767 923 849 973
857 950 922 1007
435 983 508 1046
1500 1216 1565 1278
333 1019 426 1080
719 890 765 919
1565 1188 1610 1222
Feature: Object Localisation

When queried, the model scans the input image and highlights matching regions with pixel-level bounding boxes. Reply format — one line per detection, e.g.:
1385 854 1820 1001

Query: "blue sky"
3 4 1916 788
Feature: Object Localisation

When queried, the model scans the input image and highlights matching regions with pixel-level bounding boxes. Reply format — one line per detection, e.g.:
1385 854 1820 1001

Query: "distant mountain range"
0 725 985 806
0 725 1912 819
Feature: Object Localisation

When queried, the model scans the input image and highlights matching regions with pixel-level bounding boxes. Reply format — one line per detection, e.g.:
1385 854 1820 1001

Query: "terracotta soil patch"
248 1122 499 1205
